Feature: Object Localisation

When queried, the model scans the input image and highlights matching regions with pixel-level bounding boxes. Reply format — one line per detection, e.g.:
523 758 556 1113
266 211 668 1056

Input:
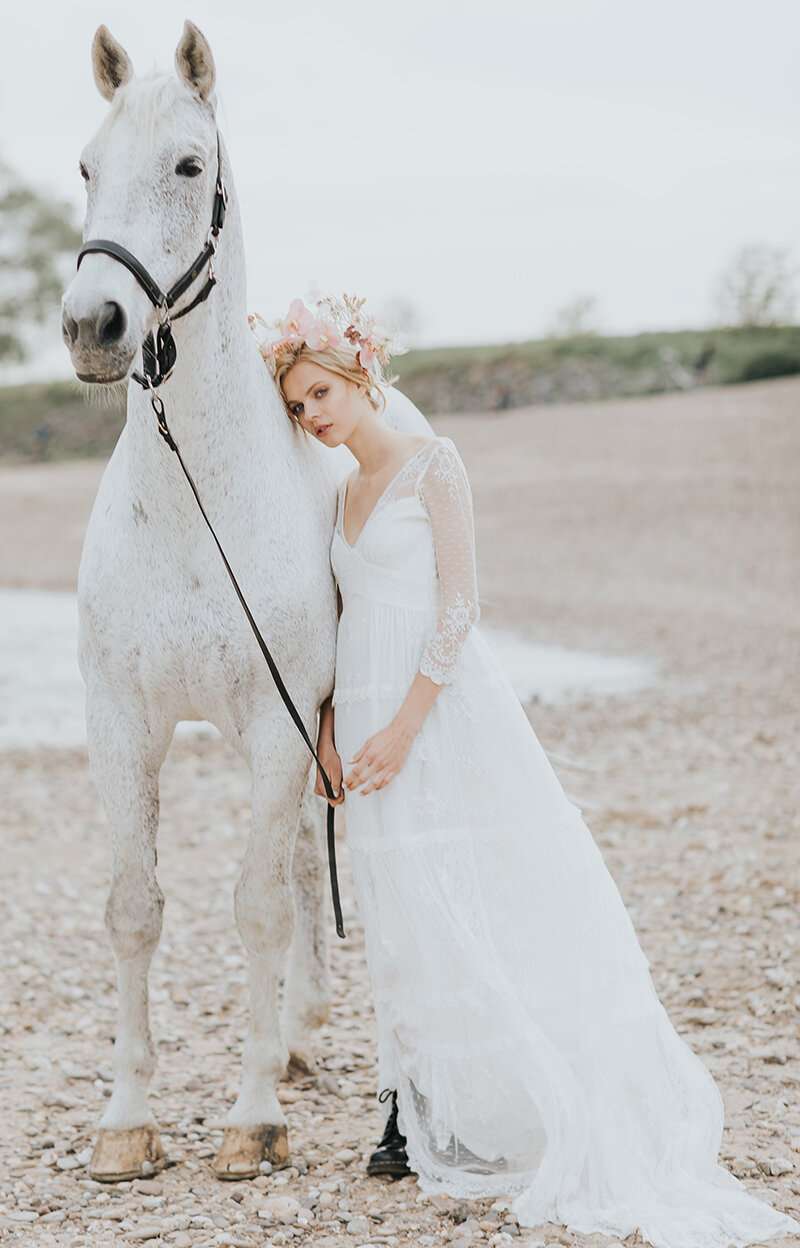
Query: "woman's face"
282 359 369 446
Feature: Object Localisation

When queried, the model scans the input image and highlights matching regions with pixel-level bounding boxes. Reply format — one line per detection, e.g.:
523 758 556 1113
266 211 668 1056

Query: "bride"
248 295 799 1248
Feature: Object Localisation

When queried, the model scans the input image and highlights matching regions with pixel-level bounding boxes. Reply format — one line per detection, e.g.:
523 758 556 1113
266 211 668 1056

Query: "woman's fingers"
350 758 393 794
346 752 381 789
360 767 394 795
345 757 369 788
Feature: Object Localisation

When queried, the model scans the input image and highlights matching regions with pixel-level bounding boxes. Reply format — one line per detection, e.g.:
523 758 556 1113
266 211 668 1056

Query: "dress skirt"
332 601 800 1248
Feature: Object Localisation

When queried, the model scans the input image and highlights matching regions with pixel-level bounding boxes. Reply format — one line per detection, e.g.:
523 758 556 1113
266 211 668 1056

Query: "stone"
123 1224 165 1241
757 1156 793 1177
256 1195 301 1224
132 1179 164 1195
347 1215 370 1235
60 1061 92 1080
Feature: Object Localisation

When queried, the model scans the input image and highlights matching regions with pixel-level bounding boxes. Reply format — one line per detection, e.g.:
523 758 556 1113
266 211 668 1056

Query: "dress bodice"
329 435 481 704
331 442 440 611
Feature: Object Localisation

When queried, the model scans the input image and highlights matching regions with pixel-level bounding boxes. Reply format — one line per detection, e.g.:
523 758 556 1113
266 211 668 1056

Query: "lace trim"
419 592 479 685
426 436 462 501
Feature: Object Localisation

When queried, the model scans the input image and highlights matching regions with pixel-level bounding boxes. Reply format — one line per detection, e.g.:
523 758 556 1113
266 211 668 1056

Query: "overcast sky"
3 0 799 370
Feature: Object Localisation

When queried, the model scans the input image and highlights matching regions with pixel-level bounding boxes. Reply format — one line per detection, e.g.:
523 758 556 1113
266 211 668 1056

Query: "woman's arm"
315 585 345 803
344 440 480 795
318 586 343 739
417 438 480 682
395 439 480 726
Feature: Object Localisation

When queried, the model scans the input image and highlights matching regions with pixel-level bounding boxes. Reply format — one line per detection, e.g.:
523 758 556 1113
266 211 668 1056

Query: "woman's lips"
315 424 332 437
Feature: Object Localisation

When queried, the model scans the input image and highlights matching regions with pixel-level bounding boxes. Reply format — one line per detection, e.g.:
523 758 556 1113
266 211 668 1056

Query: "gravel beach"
1 377 798 1246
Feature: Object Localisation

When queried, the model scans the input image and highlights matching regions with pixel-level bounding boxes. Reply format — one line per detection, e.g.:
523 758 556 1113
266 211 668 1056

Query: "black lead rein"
75 130 346 939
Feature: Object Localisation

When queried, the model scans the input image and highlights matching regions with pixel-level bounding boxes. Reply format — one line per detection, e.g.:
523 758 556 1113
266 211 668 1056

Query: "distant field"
2 325 800 461
397 325 800 414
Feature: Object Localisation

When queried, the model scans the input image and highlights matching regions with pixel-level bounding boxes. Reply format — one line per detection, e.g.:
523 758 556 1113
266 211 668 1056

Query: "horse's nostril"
62 310 79 346
96 301 127 347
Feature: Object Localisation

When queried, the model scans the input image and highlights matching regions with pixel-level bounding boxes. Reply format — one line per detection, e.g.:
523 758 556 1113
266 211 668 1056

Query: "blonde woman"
247 296 799 1248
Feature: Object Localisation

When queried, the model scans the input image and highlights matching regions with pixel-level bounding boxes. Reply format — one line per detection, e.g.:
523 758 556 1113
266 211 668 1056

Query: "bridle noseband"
73 129 346 939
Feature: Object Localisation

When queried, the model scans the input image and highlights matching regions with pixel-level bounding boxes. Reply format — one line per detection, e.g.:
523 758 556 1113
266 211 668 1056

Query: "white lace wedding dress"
329 433 799 1248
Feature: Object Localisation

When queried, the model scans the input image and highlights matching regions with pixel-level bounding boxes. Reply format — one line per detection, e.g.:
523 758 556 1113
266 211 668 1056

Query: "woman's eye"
315 388 327 399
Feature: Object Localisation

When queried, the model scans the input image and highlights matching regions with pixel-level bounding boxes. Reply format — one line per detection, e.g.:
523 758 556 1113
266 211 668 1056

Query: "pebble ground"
1 379 798 1245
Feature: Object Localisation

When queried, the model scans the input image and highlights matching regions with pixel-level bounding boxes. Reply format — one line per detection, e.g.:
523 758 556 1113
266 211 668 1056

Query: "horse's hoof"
287 1048 317 1079
89 1126 167 1183
211 1124 289 1181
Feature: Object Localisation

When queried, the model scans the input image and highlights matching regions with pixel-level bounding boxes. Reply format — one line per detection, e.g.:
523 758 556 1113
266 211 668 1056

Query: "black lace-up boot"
366 1088 413 1178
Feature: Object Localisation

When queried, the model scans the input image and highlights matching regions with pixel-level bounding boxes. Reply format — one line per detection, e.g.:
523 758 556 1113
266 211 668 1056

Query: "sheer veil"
381 384 435 438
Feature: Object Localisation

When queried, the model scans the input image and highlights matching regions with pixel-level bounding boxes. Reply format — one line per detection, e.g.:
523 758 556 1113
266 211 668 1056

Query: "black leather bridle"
76 131 228 398
74 130 346 938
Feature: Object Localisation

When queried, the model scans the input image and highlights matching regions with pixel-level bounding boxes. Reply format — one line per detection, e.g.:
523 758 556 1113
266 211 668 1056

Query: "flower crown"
247 292 405 383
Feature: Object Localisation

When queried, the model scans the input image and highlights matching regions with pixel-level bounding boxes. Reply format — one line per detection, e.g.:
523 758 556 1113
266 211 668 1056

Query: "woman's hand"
315 737 345 805
344 713 420 795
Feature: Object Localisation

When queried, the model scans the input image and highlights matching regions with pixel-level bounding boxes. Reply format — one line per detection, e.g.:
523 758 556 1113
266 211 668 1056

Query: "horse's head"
62 21 223 385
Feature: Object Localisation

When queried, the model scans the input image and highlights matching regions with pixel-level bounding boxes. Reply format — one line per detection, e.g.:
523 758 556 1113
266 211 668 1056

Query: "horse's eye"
79 161 89 182
176 156 203 178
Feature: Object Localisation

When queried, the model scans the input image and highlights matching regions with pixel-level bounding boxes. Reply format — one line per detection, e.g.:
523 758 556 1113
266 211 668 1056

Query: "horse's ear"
91 25 134 102
174 20 216 103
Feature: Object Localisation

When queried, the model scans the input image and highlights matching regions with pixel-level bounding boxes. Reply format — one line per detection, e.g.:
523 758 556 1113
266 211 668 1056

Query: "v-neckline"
340 438 438 549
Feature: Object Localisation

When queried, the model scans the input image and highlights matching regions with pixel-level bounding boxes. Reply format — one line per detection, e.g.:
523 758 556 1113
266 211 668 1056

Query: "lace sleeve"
417 438 480 685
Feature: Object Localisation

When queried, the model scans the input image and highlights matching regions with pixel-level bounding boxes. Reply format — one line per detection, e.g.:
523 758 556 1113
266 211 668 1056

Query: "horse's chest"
80 547 336 720
78 459 337 720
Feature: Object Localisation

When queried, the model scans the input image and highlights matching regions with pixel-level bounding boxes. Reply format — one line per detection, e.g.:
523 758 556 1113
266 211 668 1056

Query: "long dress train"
329 433 800 1248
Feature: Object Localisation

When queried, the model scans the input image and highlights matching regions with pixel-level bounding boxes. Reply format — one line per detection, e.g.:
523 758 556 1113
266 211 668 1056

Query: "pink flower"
357 337 378 370
260 335 295 360
306 319 342 351
280 298 316 342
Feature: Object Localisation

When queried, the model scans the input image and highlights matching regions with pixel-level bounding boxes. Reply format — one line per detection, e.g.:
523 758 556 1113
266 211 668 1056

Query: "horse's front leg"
212 720 310 1180
282 777 331 1076
84 686 174 1183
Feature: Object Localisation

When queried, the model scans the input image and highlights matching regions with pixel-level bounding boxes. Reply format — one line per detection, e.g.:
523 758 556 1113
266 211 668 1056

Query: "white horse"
60 20 431 1183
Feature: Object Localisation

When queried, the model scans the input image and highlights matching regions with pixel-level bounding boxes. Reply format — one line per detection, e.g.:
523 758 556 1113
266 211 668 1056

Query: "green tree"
714 244 797 329
548 294 601 339
0 156 82 362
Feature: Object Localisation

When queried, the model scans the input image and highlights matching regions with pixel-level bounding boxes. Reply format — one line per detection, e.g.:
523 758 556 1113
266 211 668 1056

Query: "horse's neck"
122 219 290 513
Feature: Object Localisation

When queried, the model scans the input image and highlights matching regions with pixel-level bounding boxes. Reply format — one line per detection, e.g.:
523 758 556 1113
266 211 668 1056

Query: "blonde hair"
274 343 398 434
